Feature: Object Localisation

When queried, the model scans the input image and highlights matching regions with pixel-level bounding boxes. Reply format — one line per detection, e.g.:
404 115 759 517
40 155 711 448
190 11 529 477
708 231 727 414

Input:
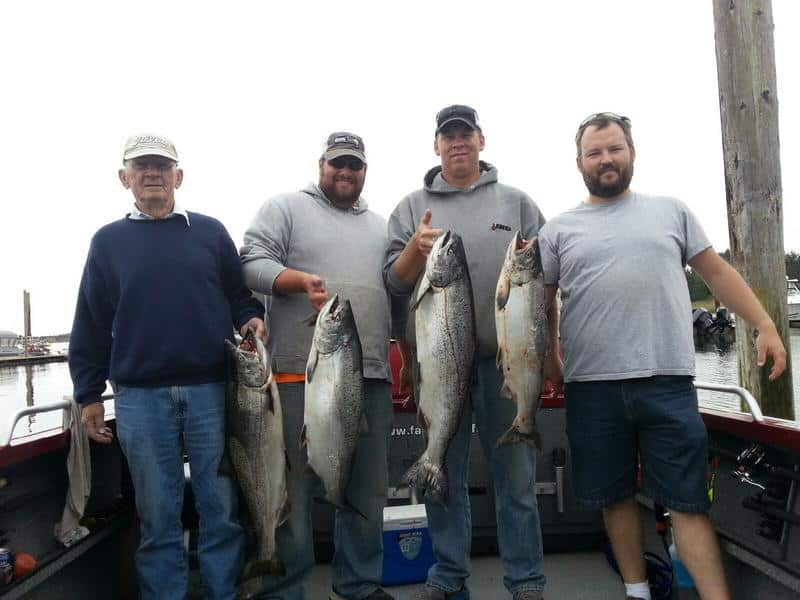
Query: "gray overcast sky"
2 0 798 335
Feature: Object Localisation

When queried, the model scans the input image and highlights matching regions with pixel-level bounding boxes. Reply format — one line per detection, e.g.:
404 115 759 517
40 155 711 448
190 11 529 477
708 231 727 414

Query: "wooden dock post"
23 289 31 356
712 0 794 418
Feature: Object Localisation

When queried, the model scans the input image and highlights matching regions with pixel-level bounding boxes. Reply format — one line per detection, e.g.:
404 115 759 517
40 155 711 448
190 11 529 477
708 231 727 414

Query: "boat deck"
303 552 628 599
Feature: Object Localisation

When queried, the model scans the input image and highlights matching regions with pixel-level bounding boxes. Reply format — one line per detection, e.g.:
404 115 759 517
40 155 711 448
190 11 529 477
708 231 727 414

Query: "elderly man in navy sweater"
68 134 265 600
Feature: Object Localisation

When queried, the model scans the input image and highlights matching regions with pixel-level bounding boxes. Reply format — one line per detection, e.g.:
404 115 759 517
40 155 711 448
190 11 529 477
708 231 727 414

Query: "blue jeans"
420 357 546 598
115 383 245 600
253 380 393 600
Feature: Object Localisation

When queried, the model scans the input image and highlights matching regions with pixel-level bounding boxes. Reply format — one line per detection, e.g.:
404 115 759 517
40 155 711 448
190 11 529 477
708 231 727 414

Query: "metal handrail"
694 380 765 423
1 394 115 448
0 384 768 446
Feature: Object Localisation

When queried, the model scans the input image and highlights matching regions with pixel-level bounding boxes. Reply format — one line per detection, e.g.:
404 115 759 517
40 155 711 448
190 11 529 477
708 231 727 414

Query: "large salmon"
224 329 289 589
302 294 367 516
404 230 476 505
495 231 549 449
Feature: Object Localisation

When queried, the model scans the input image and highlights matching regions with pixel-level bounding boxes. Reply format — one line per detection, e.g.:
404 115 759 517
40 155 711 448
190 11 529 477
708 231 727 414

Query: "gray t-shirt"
538 191 711 382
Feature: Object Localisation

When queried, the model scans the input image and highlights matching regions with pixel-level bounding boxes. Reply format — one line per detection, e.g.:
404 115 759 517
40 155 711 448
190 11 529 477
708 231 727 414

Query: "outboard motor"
715 307 734 330
692 308 716 334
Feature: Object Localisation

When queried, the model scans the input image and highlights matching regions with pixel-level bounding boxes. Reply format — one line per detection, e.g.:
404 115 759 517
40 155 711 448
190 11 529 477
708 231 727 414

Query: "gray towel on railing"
54 397 91 547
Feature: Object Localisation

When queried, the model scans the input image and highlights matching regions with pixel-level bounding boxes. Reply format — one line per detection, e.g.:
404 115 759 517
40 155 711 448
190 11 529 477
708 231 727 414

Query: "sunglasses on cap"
328 156 365 171
578 112 630 129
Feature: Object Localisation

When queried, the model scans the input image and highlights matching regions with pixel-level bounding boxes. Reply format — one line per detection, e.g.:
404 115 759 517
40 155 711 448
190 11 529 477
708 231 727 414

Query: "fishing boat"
788 278 800 327
1 342 798 600
0 332 22 357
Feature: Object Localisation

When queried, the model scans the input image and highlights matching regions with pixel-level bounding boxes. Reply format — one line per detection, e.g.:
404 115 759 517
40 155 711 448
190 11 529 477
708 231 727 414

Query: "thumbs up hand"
412 209 444 257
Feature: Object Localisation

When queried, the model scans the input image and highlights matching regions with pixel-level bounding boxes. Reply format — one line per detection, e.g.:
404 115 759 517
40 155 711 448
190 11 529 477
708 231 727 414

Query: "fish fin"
266 385 276 413
345 501 368 520
359 413 369 434
496 273 511 311
495 425 542 450
299 423 308 449
410 276 432 312
416 407 430 430
218 446 234 477
300 312 318 327
277 489 291 526
298 423 308 448
306 350 318 382
321 496 368 520
499 380 513 399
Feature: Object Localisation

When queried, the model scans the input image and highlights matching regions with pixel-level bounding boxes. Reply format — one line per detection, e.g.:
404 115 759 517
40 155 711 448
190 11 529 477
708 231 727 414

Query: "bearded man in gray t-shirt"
538 113 787 600
240 133 396 600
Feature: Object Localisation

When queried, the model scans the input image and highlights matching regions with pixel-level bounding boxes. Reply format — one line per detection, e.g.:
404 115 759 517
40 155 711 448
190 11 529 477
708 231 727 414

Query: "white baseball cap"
123 133 178 162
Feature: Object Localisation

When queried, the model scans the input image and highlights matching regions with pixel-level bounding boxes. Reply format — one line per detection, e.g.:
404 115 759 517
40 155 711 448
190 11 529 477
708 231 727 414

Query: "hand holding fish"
240 317 268 343
412 209 444 257
303 273 329 312
544 350 564 394
81 402 113 444
397 338 415 406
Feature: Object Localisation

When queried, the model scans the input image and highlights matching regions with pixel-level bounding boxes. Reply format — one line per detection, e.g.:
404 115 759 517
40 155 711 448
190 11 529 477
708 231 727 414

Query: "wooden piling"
712 0 794 418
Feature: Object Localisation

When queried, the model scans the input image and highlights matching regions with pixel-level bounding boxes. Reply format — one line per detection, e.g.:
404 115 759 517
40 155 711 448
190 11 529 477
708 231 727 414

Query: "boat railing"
1 394 115 448
0 383 767 448
694 380 764 422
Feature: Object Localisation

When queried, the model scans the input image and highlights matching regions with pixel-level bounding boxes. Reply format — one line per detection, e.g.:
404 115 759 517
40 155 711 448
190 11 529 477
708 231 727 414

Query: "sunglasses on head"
578 112 630 129
328 156 365 171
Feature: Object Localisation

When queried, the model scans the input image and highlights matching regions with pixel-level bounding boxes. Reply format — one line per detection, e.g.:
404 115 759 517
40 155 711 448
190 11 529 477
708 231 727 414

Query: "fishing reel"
732 444 791 501
733 443 799 542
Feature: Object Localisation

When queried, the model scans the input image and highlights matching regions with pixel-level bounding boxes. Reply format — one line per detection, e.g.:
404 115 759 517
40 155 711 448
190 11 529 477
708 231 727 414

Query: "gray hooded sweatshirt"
383 163 545 358
241 184 394 381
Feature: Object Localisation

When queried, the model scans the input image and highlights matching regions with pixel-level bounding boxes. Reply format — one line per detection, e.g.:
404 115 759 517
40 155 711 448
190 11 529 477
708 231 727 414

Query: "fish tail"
495 425 543 450
403 454 449 505
265 555 285 576
238 556 286 583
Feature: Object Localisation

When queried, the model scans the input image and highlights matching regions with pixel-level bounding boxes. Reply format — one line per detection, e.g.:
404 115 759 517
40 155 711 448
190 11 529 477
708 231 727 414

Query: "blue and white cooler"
381 503 435 585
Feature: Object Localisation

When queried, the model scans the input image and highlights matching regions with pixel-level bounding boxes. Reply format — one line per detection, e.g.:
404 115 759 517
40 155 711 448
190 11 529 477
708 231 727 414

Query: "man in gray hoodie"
240 133 395 600
383 106 555 600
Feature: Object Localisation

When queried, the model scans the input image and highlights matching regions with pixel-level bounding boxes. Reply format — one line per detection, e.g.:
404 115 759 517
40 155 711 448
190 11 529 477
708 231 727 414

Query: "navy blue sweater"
69 213 264 405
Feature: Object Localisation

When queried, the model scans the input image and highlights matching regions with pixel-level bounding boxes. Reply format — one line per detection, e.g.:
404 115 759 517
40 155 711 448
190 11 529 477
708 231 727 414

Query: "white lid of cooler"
383 503 428 531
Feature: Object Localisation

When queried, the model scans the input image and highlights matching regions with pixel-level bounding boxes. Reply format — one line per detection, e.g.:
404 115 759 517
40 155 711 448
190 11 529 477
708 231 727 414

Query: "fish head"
505 231 543 283
427 230 469 287
225 328 269 388
314 294 359 354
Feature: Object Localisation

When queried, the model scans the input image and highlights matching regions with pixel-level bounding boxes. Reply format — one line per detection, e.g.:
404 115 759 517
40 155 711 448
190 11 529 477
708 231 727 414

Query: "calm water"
2 333 799 443
694 328 800 417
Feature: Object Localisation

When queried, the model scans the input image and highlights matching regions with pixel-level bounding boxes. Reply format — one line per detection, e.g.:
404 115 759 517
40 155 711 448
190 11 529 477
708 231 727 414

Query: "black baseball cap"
322 132 366 163
435 105 481 133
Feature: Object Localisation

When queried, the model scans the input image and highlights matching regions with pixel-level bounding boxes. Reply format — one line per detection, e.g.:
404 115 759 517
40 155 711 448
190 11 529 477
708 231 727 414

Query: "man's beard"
583 164 633 198
321 177 362 207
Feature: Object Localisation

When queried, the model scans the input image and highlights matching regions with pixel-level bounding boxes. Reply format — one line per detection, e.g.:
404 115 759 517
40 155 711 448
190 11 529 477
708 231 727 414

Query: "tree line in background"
686 251 800 302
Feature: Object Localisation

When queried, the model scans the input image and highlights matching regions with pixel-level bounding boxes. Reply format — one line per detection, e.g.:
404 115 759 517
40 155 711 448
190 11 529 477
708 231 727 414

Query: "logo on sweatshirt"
490 222 512 232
